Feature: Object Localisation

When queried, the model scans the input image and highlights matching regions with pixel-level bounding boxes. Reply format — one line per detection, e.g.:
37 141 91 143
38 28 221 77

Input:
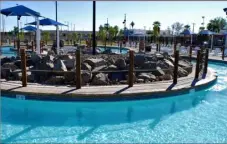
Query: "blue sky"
1 1 227 33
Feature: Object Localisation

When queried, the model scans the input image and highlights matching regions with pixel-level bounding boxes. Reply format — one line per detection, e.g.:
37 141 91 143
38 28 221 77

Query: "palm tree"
67 33 72 45
199 26 205 31
184 24 190 30
130 21 135 29
113 25 119 40
207 17 227 33
98 29 106 45
153 21 161 27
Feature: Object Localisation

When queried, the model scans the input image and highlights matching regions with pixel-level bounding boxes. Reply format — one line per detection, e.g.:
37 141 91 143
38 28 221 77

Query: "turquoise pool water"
98 46 129 54
1 62 227 143
0 46 17 57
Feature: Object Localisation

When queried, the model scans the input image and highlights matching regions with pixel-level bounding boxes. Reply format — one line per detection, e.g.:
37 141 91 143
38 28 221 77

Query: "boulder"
2 62 18 71
136 79 144 83
91 73 109 85
178 67 189 77
1 57 12 65
82 71 92 84
43 55 55 62
134 54 146 67
106 65 118 71
152 67 165 76
64 71 76 84
156 53 164 60
115 58 126 70
162 74 172 80
137 73 156 81
31 54 42 64
107 58 115 65
54 59 67 71
63 59 75 70
178 60 193 73
141 61 156 69
81 63 92 71
11 69 22 80
84 58 106 70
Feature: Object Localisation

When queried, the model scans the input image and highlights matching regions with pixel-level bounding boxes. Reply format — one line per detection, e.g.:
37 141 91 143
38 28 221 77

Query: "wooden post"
222 46 225 60
173 50 179 84
31 41 34 52
14 39 16 48
195 50 201 79
173 42 177 55
76 49 81 89
156 43 158 52
128 50 134 87
20 48 27 87
203 49 209 75
17 39 20 54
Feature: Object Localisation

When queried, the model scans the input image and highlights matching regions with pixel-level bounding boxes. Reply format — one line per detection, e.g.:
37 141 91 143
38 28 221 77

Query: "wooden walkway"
0 67 217 101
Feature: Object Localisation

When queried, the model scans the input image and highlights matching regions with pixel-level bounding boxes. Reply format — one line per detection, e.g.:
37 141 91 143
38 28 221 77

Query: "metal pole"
92 1 96 55
55 1 58 43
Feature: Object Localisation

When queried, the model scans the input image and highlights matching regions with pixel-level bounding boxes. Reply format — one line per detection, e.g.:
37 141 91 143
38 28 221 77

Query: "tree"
72 32 78 43
130 21 135 29
19 31 25 41
172 22 184 35
108 26 115 45
199 26 205 31
67 33 72 45
184 24 190 30
153 21 161 27
207 17 227 33
42 31 50 45
153 25 160 43
146 30 153 35
167 26 171 35
98 29 106 45
113 25 119 39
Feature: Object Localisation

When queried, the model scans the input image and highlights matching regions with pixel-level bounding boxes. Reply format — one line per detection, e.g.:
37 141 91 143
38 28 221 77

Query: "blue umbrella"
180 29 193 35
0 5 40 17
26 18 67 26
199 30 215 35
21 25 37 32
26 18 67 54
0 5 41 54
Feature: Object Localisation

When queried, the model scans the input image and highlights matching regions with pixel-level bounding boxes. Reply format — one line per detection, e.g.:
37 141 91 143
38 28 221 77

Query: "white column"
211 35 214 49
225 35 227 48
36 17 40 54
57 25 60 54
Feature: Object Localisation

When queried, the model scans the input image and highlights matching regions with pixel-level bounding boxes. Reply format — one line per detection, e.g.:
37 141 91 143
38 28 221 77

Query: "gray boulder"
115 58 126 70
141 61 156 69
63 59 75 70
82 71 92 84
81 63 92 71
152 67 165 76
137 73 156 81
54 59 67 71
91 73 108 85
84 58 106 70
178 67 189 77
31 54 42 64
134 54 146 67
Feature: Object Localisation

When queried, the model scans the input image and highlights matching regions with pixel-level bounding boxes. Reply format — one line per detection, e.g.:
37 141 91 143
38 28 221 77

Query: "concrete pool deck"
1 66 217 101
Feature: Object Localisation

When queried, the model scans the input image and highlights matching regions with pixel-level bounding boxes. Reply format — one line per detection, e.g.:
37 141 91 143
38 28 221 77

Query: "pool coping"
1 66 217 102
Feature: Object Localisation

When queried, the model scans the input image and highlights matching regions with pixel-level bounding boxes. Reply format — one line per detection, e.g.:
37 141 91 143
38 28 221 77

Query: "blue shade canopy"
21 26 37 31
180 29 193 35
199 30 215 35
26 18 67 26
0 5 40 17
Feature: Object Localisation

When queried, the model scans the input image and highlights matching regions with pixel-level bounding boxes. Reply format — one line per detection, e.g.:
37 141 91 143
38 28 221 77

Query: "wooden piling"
156 43 158 52
203 49 209 75
17 39 20 54
222 46 225 60
20 48 27 87
195 50 201 79
76 49 81 89
128 50 134 87
173 50 179 84
31 41 34 52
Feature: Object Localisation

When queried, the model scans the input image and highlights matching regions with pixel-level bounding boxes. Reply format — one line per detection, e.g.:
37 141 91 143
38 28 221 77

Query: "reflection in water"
127 107 133 122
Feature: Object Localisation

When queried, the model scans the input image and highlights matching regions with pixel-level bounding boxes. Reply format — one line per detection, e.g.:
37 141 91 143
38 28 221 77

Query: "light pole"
201 16 205 28
123 14 126 43
55 1 58 43
192 23 195 33
92 1 96 55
